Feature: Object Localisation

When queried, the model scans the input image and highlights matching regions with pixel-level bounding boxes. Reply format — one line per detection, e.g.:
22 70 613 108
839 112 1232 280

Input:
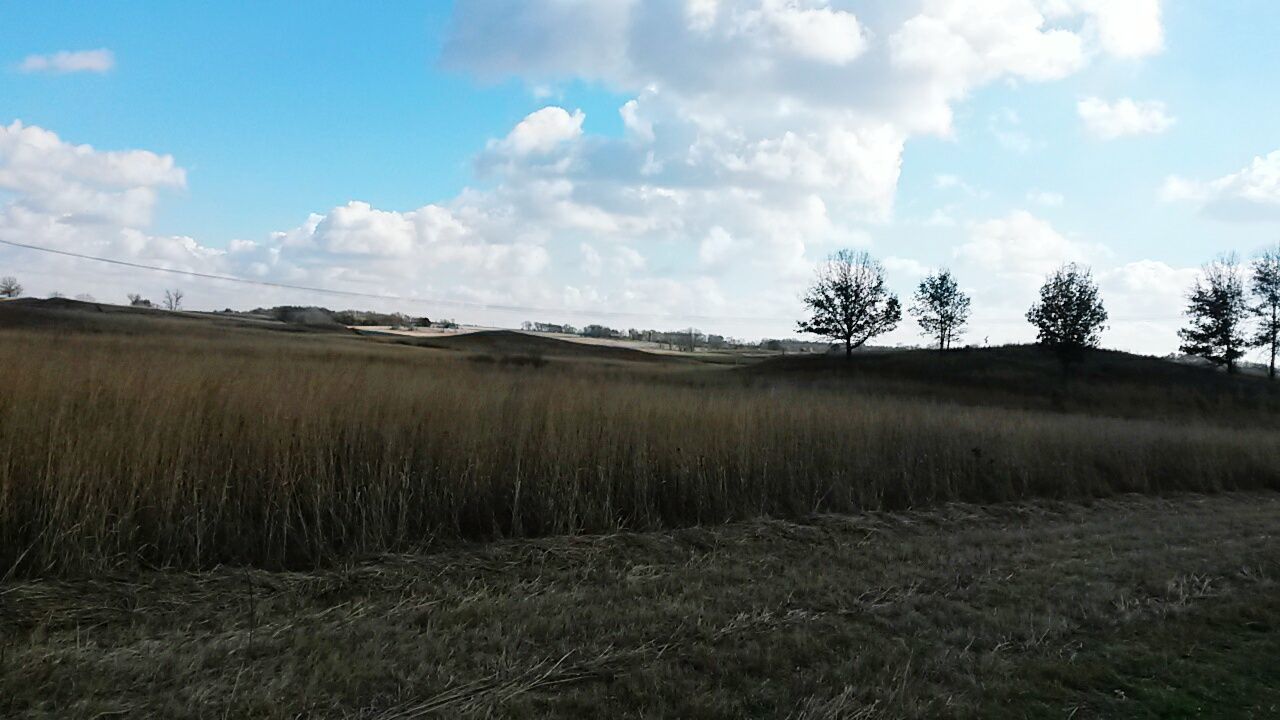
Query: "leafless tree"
797 249 901 359
0 276 21 298
127 293 153 308
163 288 185 311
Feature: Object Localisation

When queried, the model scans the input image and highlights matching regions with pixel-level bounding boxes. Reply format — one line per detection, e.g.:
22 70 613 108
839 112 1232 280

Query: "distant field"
2 298 1279 578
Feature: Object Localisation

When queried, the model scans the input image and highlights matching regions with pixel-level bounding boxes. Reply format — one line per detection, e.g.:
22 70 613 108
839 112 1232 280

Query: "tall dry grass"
2 326 1278 577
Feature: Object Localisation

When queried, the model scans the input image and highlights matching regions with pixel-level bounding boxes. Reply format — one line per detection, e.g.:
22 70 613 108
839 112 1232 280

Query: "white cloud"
946 212 1191 355
957 210 1098 279
0 121 184 228
1077 97 1174 139
3 1 1178 342
619 99 654 142
1051 0 1164 58
1027 190 1064 206
18 49 115 74
757 2 869 65
1161 151 1280 222
883 255 929 277
488 106 584 156
445 0 1165 216
699 226 735 267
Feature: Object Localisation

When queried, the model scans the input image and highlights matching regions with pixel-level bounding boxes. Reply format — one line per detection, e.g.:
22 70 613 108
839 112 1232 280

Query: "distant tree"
1179 255 1250 374
581 324 621 339
163 288 184 311
0 276 21 298
75 293 96 302
127 293 153 308
798 249 901 359
1251 246 1280 380
1026 263 1108 365
48 290 65 299
909 269 971 350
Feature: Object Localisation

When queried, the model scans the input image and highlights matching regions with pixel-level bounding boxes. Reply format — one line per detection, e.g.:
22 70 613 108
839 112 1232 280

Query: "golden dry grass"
2 309 1279 577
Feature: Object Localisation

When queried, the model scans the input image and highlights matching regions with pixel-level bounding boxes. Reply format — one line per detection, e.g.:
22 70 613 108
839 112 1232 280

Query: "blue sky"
2 1 1279 353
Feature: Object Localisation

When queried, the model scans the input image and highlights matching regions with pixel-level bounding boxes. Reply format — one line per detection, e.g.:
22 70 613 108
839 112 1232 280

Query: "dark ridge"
404 329 679 363
744 344 1280 422
0 297 355 335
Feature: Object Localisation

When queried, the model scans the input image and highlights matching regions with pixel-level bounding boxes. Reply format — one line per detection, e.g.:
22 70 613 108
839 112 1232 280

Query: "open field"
4 493 1278 718
3 299 1280 716
3 298 1280 578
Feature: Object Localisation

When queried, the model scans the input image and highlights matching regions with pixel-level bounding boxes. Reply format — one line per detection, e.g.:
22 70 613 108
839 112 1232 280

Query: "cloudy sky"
2 1 1278 353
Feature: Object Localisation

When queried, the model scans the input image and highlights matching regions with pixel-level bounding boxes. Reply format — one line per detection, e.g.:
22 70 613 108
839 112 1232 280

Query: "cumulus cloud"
957 210 1100 279
1077 97 1174 139
1050 0 1164 58
489 106 585 156
0 121 184 229
1162 151 1280 222
3 1 1177 342
445 0 1165 215
18 49 115 74
949 212 1192 355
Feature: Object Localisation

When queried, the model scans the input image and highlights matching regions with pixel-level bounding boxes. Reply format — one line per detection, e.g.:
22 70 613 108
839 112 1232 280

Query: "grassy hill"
749 345 1280 425
0 297 356 336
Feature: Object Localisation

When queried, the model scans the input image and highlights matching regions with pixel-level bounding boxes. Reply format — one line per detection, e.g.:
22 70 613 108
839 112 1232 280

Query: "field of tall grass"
3 314 1279 578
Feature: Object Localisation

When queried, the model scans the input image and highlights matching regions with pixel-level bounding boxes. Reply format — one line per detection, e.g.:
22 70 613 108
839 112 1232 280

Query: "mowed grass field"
2 298 1280 577
5 494 1279 718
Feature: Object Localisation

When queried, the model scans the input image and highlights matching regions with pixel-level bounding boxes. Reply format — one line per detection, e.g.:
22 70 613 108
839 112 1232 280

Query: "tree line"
798 247 1280 378
6 242 1279 377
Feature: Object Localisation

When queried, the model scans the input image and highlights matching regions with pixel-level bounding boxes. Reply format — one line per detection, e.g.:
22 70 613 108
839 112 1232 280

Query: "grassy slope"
4 299 1280 579
748 346 1280 426
4 493 1278 719
0 297 356 337
402 328 681 363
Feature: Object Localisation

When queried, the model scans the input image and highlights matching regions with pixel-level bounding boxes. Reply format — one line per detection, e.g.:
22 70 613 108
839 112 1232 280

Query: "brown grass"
2 311 1279 578
4 493 1279 718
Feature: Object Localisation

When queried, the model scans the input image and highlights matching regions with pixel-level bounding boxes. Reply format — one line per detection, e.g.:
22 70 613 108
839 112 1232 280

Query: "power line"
1 237 1187 325
0 238 783 322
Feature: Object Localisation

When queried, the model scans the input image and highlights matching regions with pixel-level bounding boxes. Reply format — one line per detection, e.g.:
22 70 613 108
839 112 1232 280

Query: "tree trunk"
845 340 852 359
1272 308 1278 380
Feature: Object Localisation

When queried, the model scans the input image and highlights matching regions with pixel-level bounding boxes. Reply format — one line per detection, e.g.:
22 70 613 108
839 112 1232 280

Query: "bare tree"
1026 263 1108 365
1179 255 1249 374
0 276 21 298
75 293 96 303
909 269 971 350
127 293 153 308
797 249 901 359
1250 246 1280 379
163 288 185 311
